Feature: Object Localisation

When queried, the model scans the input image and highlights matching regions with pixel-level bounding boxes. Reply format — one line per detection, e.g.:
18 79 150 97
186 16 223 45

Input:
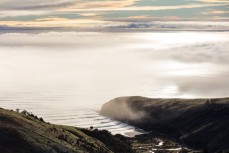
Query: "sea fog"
0 32 228 135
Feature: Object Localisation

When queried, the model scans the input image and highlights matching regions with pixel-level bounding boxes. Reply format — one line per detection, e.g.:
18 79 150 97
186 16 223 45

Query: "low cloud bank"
0 32 228 109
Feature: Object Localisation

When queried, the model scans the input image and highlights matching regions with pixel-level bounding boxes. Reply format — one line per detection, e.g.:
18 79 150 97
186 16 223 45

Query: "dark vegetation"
80 128 133 153
0 108 133 153
100 96 229 153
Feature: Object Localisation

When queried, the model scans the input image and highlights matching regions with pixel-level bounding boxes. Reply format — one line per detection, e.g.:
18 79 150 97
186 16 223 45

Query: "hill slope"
100 96 229 152
0 108 133 153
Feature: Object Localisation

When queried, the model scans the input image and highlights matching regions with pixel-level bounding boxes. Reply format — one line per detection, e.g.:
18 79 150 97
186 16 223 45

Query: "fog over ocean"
0 32 228 135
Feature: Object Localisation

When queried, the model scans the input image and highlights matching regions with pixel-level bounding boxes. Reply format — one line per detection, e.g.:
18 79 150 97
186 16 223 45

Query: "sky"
0 0 229 32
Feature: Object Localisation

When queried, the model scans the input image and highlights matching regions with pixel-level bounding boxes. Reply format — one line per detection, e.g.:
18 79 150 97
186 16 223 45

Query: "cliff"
100 96 229 152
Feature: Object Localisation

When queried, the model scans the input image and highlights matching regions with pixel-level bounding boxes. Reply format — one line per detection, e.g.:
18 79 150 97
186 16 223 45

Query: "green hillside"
0 108 133 153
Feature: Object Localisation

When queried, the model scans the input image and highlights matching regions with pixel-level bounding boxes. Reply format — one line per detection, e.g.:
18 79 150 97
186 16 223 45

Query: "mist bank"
0 32 229 112
100 96 229 152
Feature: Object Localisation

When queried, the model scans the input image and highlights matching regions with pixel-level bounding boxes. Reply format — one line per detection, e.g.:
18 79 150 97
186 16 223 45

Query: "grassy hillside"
100 96 229 152
0 108 133 153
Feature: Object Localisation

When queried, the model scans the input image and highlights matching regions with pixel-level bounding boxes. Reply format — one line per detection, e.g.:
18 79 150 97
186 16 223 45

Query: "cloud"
1 0 227 11
0 17 110 30
60 3 226 11
0 0 76 10
168 41 229 64
107 21 229 31
0 10 49 18
80 12 105 17
0 32 229 99
0 32 136 47
105 16 182 23
175 76 229 97
0 0 228 31
136 32 229 64
0 20 228 33
195 0 229 3
65 0 137 10
109 23 152 29
202 10 229 15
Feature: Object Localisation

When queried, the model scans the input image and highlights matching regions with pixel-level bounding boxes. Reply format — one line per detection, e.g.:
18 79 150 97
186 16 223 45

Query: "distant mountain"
100 96 229 152
0 108 133 153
